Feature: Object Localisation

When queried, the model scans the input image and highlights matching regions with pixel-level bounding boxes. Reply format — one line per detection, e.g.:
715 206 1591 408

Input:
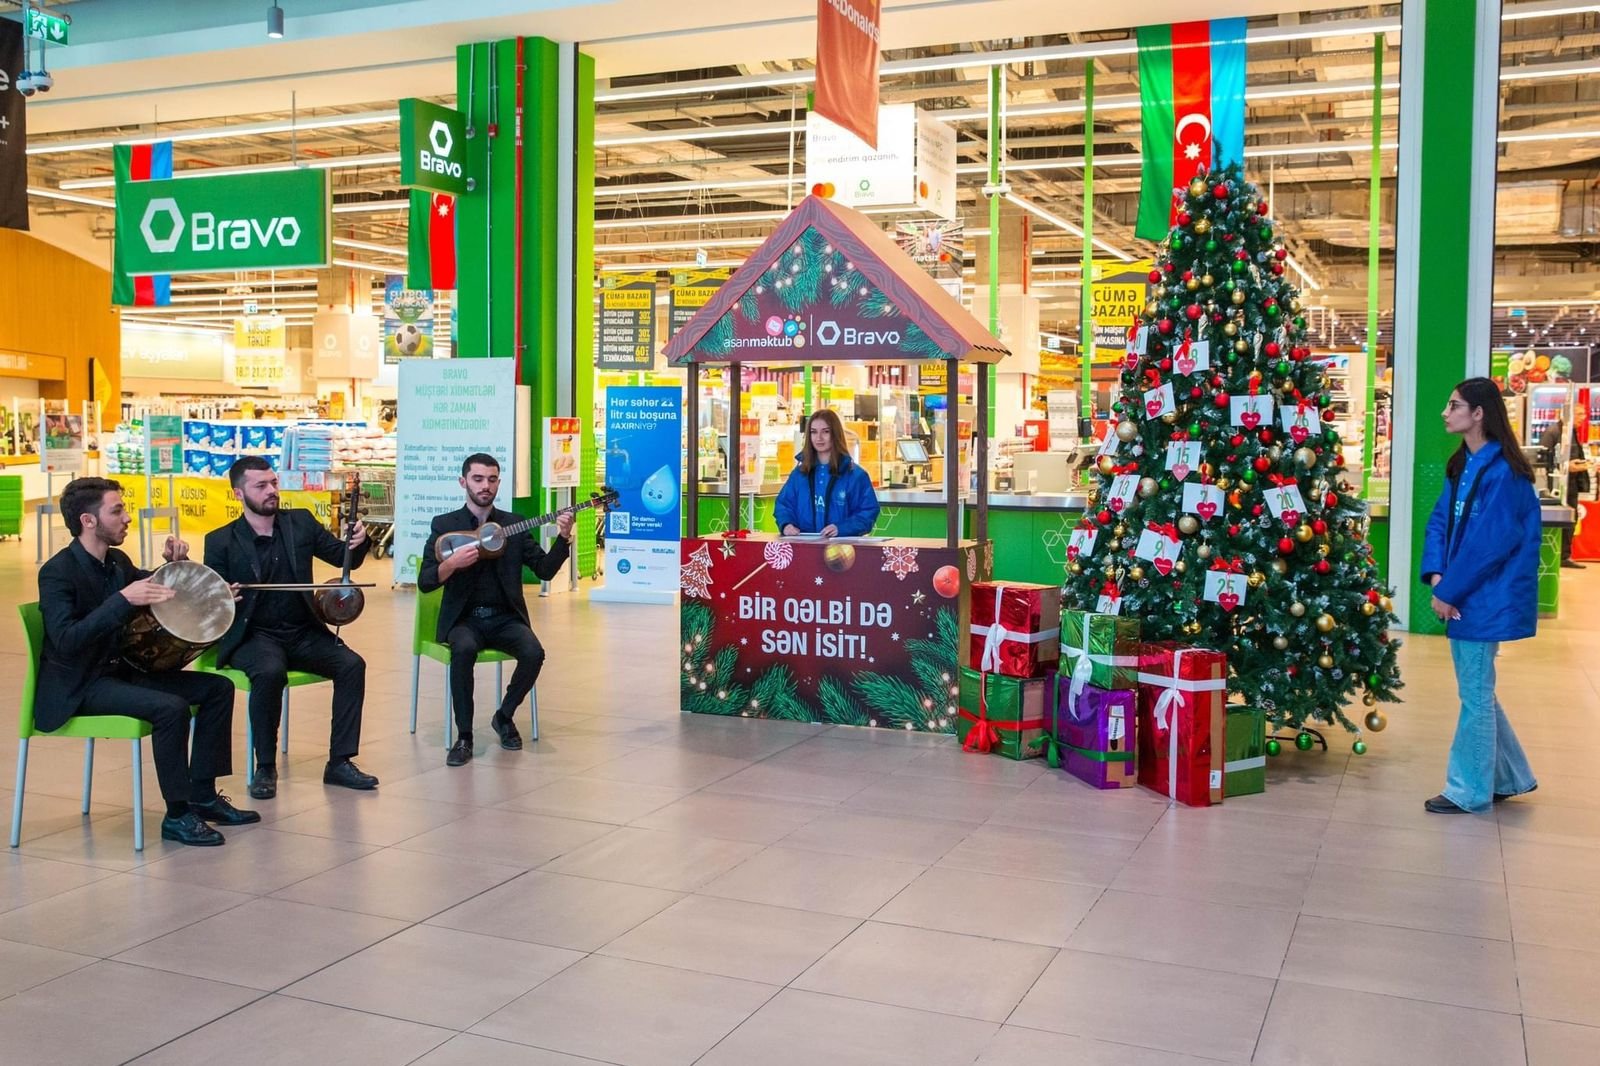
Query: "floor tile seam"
1091 883 1311 923
1309 854 1521 889
1050 934 1288 983
593 912 868 985
995 1017 1249 1064
779 943 1057 1026
763 826 975 867
0 940 99 1004
528 856 758 896
106 986 277 1066
398 1032 624 1066
33 888 262 962
266 853 529 924
1268 975 1529 1020
0 848 128 883
1293 901 1513 943
134 835 383 897
930 855 1125 891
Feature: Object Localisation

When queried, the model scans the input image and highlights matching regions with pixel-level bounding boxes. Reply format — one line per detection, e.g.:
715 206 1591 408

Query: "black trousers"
446 610 544 739
229 627 365 764
77 669 236 806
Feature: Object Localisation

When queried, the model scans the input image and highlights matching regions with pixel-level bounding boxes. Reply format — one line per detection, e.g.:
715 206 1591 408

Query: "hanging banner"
597 274 656 370
0 20 26 231
1089 259 1155 354
669 269 731 338
594 386 681 604
145 414 184 476
806 104 955 218
398 98 467 197
894 219 964 279
542 416 582 488
115 169 331 274
814 0 882 148
233 316 288 388
383 274 436 362
394 359 518 584
121 325 227 381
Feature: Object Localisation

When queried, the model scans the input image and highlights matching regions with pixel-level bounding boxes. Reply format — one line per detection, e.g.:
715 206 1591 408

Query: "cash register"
897 438 932 486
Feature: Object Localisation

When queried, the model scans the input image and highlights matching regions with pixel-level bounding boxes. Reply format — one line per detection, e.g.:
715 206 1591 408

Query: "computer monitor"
898 439 930 464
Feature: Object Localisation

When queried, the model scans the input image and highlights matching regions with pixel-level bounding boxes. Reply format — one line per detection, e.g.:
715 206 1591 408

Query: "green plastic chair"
193 648 329 778
410 587 538 749
11 603 156 852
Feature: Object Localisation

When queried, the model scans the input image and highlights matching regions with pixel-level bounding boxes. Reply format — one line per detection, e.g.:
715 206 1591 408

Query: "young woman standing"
775 409 880 538
1419 376 1541 814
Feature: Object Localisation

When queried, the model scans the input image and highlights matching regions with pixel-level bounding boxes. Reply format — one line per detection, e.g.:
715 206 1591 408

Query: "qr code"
608 511 631 535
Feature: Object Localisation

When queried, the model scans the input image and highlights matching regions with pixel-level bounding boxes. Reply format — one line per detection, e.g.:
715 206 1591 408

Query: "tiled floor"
3 532 1600 1066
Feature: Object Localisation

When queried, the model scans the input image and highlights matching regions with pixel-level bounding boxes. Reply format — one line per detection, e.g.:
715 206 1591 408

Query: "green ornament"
1367 673 1382 688
1161 476 1173 489
1295 316 1307 330
1232 260 1247 275
1295 732 1315 752
1260 225 1273 240
1113 402 1123 414
1226 351 1239 364
1206 239 1219 253
1352 739 1368 755
1188 423 1202 436
1277 360 1291 375
1172 235 1184 250
1266 304 1281 318
1326 429 1340 445
1241 468 1257 484
1265 738 1282 757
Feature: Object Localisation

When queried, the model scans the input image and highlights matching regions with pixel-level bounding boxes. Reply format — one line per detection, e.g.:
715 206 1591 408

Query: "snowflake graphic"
814 576 823 585
912 589 926 605
740 637 748 646
882 545 920 581
718 540 738 559
891 632 900 641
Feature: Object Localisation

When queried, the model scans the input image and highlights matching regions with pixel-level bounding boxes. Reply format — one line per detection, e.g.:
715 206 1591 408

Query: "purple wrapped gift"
1054 681 1138 789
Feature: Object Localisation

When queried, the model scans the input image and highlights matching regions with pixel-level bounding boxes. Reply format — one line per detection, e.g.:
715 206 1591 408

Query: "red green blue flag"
1135 18 1247 241
112 142 173 306
407 189 457 291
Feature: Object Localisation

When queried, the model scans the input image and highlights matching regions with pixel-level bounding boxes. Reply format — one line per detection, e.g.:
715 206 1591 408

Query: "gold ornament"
1365 710 1388 732
1185 278 1200 292
1379 596 1393 613
1189 177 1209 198
1272 635 1289 650
1154 285 1168 300
1069 561 1083 575
1224 322 1239 337
1231 289 1247 306
1317 543 1331 556
1116 420 1139 443
1317 654 1335 669
1295 447 1317 468
1290 601 1307 617
1201 273 1215 287
1138 477 1160 498
1248 570 1266 588
1184 620 1204 636
1295 524 1315 543
1178 515 1200 535
1129 565 1146 582
1145 301 1159 317
1197 544 1214 560
1272 559 1289 574
1268 445 1283 462
1106 538 1121 552
1162 412 1179 424
1194 218 1212 235
1215 476 1231 490
1315 612 1336 633
1174 560 1187 574
1290 298 1304 314
1234 339 1250 354
1114 523 1128 537
1280 380 1296 395
1360 601 1377 616
1097 455 1118 475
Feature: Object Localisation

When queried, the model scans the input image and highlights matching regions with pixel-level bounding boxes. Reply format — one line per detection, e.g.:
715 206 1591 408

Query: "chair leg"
495 661 504 705
131 739 144 853
10 738 29 848
443 680 454 750
408 655 421 735
247 714 256 780
81 738 95 814
280 689 290 754
530 683 539 742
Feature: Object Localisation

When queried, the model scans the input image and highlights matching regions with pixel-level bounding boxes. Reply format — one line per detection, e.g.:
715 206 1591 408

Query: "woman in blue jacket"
775 409 880 537
1419 376 1541 814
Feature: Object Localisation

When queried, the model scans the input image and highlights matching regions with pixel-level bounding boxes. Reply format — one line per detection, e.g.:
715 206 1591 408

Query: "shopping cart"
330 467 397 560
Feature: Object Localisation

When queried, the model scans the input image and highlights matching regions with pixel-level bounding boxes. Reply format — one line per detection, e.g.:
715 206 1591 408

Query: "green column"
1389 2 1501 633
1080 61 1095 420
1362 35 1383 500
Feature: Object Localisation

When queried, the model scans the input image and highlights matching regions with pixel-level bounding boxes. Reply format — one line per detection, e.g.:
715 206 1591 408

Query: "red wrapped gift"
1136 642 1228 807
968 581 1062 678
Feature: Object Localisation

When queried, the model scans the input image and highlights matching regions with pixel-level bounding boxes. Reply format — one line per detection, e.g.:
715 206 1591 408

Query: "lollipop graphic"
732 539 795 590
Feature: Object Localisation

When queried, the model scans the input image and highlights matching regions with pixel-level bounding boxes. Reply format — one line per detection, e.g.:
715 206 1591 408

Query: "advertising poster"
145 414 184 476
233 316 288 388
669 269 731 338
1089 258 1155 354
597 275 656 370
383 274 436 362
738 416 762 493
394 359 517 583
593 386 680 604
542 416 582 488
40 406 86 474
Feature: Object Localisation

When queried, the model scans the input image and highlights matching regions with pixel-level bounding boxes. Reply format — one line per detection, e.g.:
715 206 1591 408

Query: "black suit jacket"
417 505 570 642
203 508 369 666
35 541 150 731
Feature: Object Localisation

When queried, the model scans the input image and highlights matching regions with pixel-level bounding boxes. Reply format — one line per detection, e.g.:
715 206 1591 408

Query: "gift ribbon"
1138 651 1228 802
1208 556 1244 574
959 707 1046 754
1064 615 1139 709
1224 756 1266 773
1063 742 1135 764
1029 733 1063 768
971 622 1061 672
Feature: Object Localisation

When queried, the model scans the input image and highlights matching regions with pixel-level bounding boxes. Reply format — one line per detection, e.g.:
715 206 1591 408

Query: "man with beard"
204 456 378 799
419 453 573 766
36 478 255 846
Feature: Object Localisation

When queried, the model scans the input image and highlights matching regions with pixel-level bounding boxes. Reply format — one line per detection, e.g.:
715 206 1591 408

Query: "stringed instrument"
437 487 618 560
310 473 367 627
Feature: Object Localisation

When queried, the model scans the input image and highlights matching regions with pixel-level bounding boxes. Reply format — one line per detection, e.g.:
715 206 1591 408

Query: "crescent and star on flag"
1175 112 1212 162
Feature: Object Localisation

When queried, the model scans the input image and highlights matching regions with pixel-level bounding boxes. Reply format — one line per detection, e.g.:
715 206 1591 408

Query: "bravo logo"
420 119 461 179
139 197 302 255
815 320 902 347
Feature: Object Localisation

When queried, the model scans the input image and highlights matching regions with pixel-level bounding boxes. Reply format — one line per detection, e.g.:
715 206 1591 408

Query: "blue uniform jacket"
1419 441 1541 642
773 453 880 536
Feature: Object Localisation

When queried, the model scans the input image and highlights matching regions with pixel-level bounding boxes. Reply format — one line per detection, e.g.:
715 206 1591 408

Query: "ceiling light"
1002 193 1133 262
597 259 746 272
596 236 765 253
59 151 400 190
1503 2 1600 18
1501 59 1600 81
267 3 285 39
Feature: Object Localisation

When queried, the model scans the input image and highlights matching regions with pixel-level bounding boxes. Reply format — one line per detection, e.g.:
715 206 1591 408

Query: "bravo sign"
399 98 468 197
116 169 330 274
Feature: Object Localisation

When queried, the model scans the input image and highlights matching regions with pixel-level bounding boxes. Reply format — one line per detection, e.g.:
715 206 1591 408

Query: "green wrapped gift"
1059 610 1141 703
957 667 1055 760
1223 706 1268 797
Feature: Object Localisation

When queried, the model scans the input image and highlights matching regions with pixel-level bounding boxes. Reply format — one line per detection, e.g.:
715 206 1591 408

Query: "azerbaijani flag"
1134 18 1247 241
111 142 173 306
407 189 457 290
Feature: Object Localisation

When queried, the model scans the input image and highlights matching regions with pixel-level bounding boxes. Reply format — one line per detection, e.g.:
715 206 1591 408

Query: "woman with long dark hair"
1419 376 1540 814
774 409 880 538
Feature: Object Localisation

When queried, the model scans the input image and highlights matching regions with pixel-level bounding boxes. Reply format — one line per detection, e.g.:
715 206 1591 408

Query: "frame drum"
120 561 237 673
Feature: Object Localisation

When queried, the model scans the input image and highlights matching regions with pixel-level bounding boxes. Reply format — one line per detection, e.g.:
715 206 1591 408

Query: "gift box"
1051 681 1138 789
957 668 1054 760
1059 610 1141 706
1223 706 1267 797
969 582 1061 678
1136 642 1229 807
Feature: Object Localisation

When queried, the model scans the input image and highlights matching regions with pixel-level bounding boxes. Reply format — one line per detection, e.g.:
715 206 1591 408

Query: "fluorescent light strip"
122 301 322 314
167 279 318 291
1499 127 1600 143
597 259 746 271
60 152 401 191
594 176 793 197
1504 1 1600 18
1501 59 1600 81
596 121 803 147
28 187 115 207
596 210 789 230
1003 193 1133 262
333 200 409 214
332 237 407 257
596 236 766 253
28 110 400 157
332 257 393 271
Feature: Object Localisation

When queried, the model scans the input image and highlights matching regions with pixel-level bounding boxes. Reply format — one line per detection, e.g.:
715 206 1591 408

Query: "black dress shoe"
446 737 474 767
1424 794 1470 814
491 713 523 751
1561 560 1585 570
161 810 225 846
248 766 277 800
323 759 379 790
190 793 262 826
1494 784 1539 803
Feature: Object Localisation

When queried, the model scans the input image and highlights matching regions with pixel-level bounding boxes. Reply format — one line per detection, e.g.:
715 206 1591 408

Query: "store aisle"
1 533 1598 1066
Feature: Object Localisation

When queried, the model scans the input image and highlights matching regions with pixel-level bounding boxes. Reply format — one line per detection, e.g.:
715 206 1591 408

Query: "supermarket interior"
3 1 1600 1064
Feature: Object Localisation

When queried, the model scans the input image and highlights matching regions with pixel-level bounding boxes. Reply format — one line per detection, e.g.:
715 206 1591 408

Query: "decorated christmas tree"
1062 163 1401 741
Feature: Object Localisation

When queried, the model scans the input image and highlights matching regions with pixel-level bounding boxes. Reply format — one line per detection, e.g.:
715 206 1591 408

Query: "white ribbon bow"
1137 649 1228 803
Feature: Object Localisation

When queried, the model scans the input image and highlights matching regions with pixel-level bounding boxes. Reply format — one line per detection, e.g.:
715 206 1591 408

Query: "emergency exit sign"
24 6 70 45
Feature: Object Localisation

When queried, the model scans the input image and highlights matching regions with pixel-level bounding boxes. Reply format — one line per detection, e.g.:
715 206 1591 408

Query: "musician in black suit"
419 453 573 766
36 478 256 847
203 456 377 800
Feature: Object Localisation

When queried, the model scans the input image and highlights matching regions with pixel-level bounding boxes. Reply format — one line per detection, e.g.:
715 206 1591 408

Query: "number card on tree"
1165 441 1202 481
1095 583 1125 616
1281 402 1322 443
1202 561 1247 613
1173 338 1210 376
1264 476 1308 524
1134 522 1182 575
1067 526 1098 562
1127 326 1149 356
1097 432 1121 459
1104 474 1139 513
1229 393 1275 430
1182 482 1224 522
1143 382 1176 420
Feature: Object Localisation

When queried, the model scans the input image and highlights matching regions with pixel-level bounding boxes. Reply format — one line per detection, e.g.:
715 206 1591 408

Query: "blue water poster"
594 386 681 605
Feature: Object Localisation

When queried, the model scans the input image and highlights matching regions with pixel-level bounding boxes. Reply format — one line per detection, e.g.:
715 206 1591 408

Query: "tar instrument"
310 474 367 627
436 487 619 560
120 560 236 673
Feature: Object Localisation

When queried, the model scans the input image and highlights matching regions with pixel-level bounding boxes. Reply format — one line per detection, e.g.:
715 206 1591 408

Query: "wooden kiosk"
662 196 1011 731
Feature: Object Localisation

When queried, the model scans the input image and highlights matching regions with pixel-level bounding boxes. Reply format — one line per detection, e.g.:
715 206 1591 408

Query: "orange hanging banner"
815 0 883 149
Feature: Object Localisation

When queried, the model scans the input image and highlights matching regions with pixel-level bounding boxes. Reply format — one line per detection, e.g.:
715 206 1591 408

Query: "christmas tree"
1062 162 1401 741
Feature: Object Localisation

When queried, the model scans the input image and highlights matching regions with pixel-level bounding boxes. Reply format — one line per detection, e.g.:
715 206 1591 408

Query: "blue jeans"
1443 639 1538 812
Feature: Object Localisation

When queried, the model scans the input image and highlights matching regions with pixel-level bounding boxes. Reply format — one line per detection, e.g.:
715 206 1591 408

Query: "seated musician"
419 453 573 767
36 478 256 847
204 456 377 800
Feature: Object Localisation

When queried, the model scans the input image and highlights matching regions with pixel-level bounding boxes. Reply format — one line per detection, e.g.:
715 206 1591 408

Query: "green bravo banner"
399 98 468 196
114 169 331 275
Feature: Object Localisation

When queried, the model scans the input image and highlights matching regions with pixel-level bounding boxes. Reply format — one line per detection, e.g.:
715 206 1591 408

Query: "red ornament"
1229 525 1242 536
1191 387 1203 399
1212 183 1228 199
1176 213 1192 228
1325 492 1339 507
1229 434 1244 447
1185 305 1203 321
1264 342 1281 358
932 565 961 598
1098 510 1113 525
1287 665 1298 678
1235 249 1249 261
1275 247 1288 261
1366 589 1381 604
1212 375 1226 388
1253 456 1271 473
1148 269 1162 284
1252 505 1264 517
1259 429 1274 444
1213 394 1230 408
1158 318 1175 336
1262 299 1278 312
1314 560 1331 575
1212 313 1225 324
1278 537 1295 554
1160 358 1173 371
1313 520 1328 535
1258 201 1270 216
1271 263 1285 277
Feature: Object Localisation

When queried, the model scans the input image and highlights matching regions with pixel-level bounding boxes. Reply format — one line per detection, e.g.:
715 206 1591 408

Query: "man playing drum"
36 478 257 847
